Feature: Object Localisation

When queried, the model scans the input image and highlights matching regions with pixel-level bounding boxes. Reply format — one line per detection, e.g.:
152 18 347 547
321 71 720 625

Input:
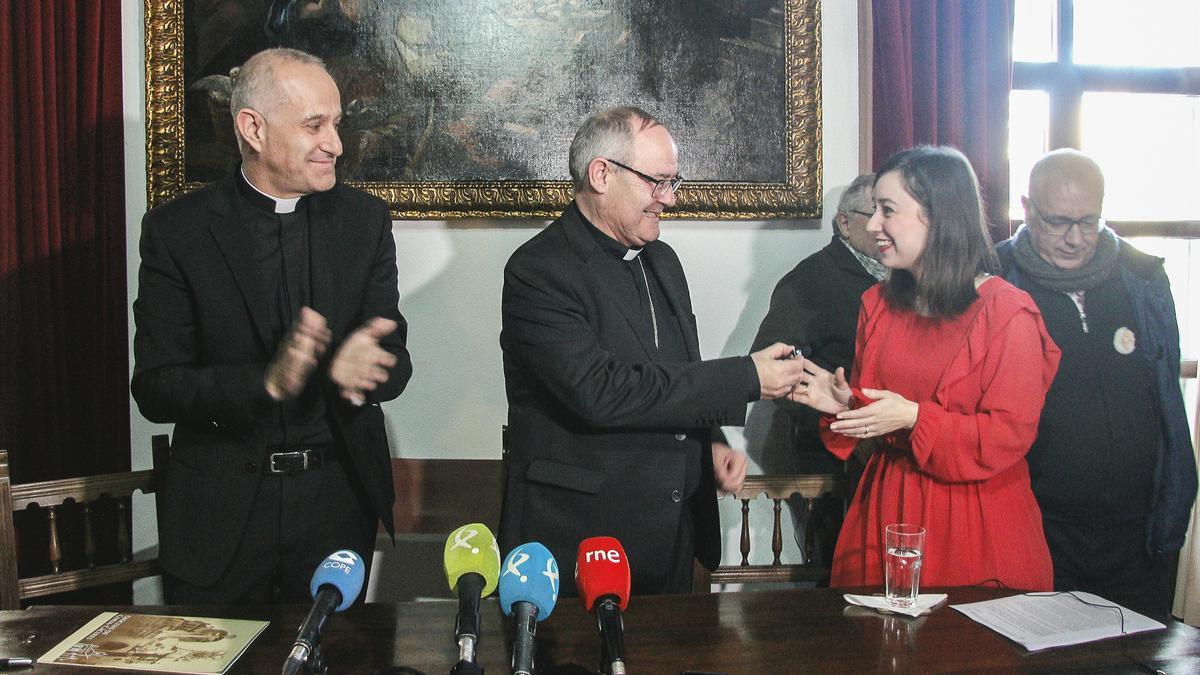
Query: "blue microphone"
499 543 559 675
282 550 366 675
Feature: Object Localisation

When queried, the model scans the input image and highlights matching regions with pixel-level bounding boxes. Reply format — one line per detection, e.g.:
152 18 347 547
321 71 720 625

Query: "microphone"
499 543 559 675
575 537 631 675
444 523 501 674
282 549 365 675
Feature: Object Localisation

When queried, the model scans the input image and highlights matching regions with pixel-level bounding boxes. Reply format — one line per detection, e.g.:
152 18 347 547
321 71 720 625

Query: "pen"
0 658 34 670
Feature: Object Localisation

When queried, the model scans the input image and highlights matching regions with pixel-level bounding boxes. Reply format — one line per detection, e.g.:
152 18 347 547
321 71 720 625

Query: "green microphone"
444 523 501 672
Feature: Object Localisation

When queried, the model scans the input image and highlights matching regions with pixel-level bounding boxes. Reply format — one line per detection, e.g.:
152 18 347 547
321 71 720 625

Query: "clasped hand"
265 308 398 406
787 360 918 439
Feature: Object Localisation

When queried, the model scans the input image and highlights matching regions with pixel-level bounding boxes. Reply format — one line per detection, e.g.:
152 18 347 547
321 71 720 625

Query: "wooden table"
1 587 1198 673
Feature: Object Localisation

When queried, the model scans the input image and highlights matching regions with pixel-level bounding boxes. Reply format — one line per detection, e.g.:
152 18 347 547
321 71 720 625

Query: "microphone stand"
305 645 328 674
595 597 626 675
451 572 486 675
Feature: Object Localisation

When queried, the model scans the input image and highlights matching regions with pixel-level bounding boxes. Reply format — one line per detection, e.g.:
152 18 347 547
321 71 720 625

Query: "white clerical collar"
241 169 302 214
623 248 643 261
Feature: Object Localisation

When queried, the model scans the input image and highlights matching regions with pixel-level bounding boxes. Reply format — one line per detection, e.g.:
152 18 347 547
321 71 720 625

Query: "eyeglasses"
604 158 684 198
848 209 874 218
1026 198 1103 237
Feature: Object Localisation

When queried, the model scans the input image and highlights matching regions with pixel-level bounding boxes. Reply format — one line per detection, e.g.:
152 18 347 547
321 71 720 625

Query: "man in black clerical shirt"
132 48 412 603
499 106 807 595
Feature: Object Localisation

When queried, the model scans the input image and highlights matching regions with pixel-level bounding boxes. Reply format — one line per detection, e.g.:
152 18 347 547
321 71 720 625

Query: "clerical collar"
577 204 643 260
238 168 304 214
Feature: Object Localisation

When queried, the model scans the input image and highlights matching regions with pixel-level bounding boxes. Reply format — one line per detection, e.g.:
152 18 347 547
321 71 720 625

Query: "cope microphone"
282 549 365 675
444 523 501 674
575 536 631 675
499 543 559 675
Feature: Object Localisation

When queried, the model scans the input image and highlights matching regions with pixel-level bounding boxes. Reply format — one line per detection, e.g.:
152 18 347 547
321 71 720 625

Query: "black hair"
877 146 1000 318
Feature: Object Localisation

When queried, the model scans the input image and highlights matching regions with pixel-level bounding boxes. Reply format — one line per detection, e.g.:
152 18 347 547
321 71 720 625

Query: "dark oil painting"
153 0 821 218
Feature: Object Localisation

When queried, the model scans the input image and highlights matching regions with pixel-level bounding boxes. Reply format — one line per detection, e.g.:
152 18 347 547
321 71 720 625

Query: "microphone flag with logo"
575 536 630 611
499 542 559 619
444 522 501 596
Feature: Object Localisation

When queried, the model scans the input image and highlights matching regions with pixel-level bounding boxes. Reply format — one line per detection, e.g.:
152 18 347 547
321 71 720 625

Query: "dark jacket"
997 238 1196 555
752 236 878 466
499 203 758 594
131 174 412 585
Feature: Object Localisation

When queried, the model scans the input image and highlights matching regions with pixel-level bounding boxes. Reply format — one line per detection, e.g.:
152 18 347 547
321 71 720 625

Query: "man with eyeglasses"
750 173 882 565
499 106 807 595
996 149 1196 616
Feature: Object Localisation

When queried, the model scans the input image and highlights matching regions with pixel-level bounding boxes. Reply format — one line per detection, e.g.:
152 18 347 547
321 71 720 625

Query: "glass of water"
884 523 926 608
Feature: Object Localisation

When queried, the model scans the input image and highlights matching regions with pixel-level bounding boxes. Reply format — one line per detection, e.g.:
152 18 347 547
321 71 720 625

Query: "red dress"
822 278 1060 590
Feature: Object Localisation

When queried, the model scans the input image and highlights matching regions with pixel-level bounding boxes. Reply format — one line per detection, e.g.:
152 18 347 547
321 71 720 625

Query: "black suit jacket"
131 174 412 586
499 204 757 593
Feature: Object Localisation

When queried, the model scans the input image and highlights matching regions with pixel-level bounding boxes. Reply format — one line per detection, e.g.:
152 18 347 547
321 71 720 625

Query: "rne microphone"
499 543 559 675
282 549 365 675
444 523 501 674
575 536 631 675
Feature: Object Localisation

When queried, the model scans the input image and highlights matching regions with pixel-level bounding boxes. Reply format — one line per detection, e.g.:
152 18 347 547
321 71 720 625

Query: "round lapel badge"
1113 326 1136 355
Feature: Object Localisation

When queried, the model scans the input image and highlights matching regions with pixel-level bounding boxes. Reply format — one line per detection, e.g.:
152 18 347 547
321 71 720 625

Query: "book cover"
38 612 269 673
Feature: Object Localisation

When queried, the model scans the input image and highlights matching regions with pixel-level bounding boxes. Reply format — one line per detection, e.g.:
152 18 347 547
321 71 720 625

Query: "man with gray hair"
751 173 882 564
997 149 1196 616
500 106 806 595
132 48 412 603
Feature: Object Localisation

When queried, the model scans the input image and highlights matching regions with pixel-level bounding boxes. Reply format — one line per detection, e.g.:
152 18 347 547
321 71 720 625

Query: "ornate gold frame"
145 0 821 220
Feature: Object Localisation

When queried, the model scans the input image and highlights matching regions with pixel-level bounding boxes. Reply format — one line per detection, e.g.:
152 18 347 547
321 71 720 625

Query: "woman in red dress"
794 146 1060 590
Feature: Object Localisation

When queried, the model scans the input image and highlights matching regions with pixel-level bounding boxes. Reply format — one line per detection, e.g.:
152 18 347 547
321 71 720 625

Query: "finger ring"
864 425 871 434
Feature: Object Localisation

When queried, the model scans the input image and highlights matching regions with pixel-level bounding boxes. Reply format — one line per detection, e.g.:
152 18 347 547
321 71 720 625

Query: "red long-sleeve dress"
822 278 1060 590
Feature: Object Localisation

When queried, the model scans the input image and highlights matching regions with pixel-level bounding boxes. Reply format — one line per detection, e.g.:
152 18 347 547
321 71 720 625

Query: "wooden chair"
698 472 848 591
0 436 168 609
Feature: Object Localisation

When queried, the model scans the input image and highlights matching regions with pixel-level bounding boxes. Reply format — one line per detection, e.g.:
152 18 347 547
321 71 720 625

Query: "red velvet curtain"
871 0 1014 233
0 1 129 482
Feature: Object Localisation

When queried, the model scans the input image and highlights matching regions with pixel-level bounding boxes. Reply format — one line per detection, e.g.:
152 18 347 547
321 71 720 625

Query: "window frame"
1011 0 1200 238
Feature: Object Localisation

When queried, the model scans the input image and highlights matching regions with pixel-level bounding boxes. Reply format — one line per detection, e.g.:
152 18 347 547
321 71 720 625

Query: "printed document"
952 592 1165 652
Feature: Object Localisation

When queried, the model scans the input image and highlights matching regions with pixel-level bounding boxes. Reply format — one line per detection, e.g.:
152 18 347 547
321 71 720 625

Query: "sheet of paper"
952 592 1165 652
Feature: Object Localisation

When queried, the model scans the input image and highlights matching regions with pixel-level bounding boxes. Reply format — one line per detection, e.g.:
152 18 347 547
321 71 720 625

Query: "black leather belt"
264 446 335 475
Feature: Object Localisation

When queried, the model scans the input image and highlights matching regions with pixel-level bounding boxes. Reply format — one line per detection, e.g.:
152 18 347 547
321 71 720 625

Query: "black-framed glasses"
849 209 874 218
1026 198 1103 236
604 158 684 198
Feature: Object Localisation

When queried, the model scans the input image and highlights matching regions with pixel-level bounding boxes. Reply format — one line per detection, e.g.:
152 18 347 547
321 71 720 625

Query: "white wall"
123 0 860 596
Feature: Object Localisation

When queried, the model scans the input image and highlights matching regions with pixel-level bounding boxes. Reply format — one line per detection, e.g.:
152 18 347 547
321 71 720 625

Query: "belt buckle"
269 450 307 474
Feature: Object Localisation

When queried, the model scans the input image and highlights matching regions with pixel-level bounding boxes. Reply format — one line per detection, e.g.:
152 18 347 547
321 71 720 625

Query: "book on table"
38 612 269 673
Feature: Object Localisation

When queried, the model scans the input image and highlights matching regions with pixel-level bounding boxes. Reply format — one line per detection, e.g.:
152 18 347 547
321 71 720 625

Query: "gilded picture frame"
145 0 821 220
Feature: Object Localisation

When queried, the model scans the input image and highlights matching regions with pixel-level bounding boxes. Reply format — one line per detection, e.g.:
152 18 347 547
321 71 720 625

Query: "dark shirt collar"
577 203 643 260
237 167 307 214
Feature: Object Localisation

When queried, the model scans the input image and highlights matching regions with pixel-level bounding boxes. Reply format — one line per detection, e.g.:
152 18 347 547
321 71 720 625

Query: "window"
1009 0 1200 229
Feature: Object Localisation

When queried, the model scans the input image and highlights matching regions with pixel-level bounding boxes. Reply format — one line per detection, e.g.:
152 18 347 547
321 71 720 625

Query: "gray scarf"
1010 224 1120 292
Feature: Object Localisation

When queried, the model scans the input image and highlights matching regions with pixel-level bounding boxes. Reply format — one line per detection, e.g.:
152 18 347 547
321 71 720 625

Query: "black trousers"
164 460 377 605
1042 514 1172 618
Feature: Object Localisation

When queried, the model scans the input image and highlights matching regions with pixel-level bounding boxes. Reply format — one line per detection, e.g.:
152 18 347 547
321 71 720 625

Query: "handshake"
752 343 856 416
750 342 812 400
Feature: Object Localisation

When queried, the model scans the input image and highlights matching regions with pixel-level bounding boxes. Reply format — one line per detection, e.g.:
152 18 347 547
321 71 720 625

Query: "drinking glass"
884 523 926 608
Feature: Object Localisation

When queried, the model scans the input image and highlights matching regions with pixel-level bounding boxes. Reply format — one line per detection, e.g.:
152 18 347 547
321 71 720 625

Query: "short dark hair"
876 146 999 318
